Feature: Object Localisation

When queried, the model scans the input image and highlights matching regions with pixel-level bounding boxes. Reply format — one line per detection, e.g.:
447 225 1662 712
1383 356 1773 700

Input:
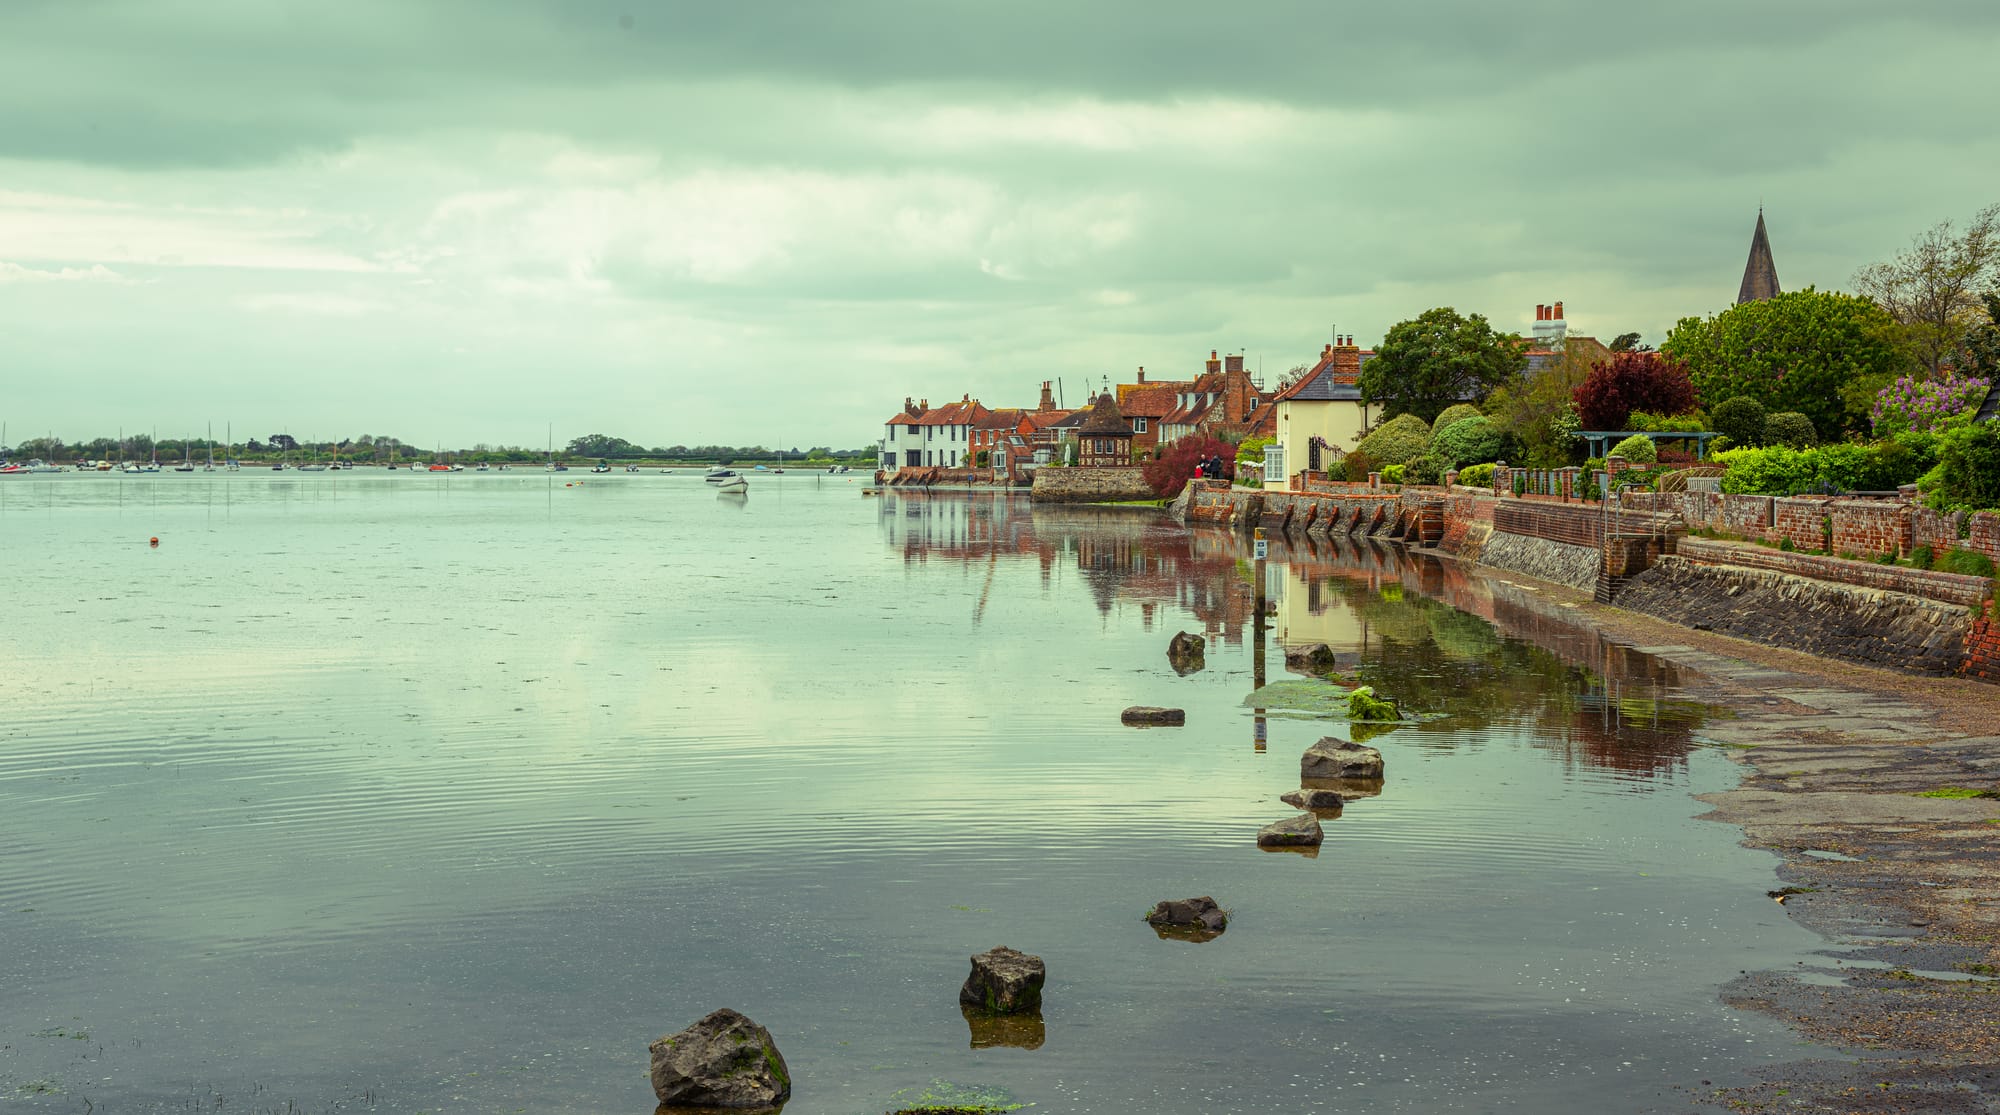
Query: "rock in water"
1347 686 1401 722
1146 896 1228 935
1257 813 1324 846
648 1008 791 1108
1121 706 1186 726
1301 737 1384 780
1167 631 1206 675
959 946 1046 1013
1284 643 1337 673
1281 787 1345 811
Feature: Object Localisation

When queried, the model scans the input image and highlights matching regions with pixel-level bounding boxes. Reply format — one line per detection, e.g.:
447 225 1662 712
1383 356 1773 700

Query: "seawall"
1030 467 1154 503
1190 480 1998 683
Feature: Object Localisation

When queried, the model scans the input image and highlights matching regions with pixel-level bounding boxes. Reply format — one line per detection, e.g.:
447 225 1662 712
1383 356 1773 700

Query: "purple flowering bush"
1870 375 1989 436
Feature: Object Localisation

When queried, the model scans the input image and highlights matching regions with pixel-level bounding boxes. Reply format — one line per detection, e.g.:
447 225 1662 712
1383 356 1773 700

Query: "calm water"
0 474 1822 1113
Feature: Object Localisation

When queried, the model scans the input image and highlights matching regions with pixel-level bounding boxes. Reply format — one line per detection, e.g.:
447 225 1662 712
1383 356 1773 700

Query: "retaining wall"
1029 466 1154 503
1615 556 1973 675
1828 499 1912 561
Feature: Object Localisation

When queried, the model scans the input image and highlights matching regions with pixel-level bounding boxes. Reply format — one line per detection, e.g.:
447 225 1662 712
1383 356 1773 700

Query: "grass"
1914 786 2000 799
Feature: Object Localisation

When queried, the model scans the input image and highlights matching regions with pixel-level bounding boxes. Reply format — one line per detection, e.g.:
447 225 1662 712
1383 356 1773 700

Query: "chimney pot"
1553 301 1564 320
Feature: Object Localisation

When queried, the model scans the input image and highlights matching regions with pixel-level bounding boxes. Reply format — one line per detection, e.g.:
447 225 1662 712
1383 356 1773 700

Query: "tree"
1962 290 2000 380
1141 435 1234 499
1572 351 1697 430
269 434 299 451
1275 362 1311 393
1608 332 1656 353
1358 308 1526 423
1852 203 2000 375
1710 396 1768 447
1486 341 1596 466
1662 288 1913 441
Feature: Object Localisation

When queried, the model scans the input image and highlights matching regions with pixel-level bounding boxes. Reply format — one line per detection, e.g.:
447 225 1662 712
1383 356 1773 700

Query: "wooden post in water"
1252 526 1269 752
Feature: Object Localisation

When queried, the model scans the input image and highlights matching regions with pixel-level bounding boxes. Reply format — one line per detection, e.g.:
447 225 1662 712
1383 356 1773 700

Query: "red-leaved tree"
1573 352 1698 430
1142 436 1235 498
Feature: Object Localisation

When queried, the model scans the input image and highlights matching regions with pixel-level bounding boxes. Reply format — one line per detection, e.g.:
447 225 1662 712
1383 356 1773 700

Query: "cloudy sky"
3 1 1997 449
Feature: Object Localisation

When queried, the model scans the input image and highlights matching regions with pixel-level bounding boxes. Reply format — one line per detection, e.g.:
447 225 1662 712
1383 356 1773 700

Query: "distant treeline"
2 431 877 466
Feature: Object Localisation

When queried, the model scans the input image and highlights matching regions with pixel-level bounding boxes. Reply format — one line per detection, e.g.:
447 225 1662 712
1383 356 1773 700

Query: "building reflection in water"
877 492 1703 781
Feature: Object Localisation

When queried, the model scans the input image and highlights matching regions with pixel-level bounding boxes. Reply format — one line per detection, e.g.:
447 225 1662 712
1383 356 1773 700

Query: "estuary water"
0 474 1822 1113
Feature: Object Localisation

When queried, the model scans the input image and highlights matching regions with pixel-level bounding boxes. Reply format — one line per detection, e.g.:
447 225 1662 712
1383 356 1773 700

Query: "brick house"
1074 392 1135 468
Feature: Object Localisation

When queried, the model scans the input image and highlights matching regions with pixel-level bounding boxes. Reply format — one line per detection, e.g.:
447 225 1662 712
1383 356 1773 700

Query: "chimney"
1039 381 1055 411
1323 343 1333 357
920 398 928 410
1137 366 1145 384
1206 349 1222 375
1552 301 1564 320
1532 301 1567 348
1225 354 1245 374
1330 334 1362 385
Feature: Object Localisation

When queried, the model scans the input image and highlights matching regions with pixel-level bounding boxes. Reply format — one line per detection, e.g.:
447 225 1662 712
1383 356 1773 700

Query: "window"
1132 418 1147 433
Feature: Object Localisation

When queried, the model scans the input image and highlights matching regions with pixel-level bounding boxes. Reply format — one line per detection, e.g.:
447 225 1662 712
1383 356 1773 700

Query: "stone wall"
1029 466 1155 503
1965 614 2000 684
1491 501 1679 550
1829 499 1912 561
1615 556 1972 675
1973 512 2000 564
1673 538 1990 606
1478 532 1603 589
1912 507 1966 553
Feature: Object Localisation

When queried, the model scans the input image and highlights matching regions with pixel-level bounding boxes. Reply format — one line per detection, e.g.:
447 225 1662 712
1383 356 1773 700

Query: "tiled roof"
1274 351 1377 403
1121 385 1179 419
974 408 1027 430
916 400 987 426
886 412 922 426
1077 393 1134 436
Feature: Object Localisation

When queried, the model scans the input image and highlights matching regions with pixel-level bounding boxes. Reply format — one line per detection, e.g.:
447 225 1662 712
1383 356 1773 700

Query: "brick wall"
1492 501 1680 550
1965 614 2000 684
1719 494 1774 536
1767 497 1833 552
1829 499 1912 561
1912 507 1966 553
1674 537 1990 607
1971 512 2000 565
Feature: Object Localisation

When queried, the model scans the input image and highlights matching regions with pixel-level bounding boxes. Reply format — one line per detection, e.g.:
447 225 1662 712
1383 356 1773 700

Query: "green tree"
1852 203 2000 376
1661 288 1913 441
1485 341 1595 466
1609 332 1654 353
1359 308 1526 423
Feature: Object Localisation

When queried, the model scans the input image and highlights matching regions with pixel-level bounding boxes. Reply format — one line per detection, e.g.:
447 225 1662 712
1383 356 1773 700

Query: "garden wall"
1030 466 1154 503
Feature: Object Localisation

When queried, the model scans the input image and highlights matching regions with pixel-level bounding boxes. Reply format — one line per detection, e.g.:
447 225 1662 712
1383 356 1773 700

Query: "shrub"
1379 463 1406 484
1405 456 1443 485
1779 536 1796 552
1710 396 1768 447
1765 412 1818 449
1937 548 1999 577
1920 423 2000 512
1140 435 1235 499
1429 404 1485 441
1340 449 1375 483
1235 435 1275 466
1609 434 1657 463
1457 462 1496 488
1911 544 1935 570
1627 410 1708 433
1870 375 1990 437
1428 416 1506 470
1574 351 1699 430
1355 414 1432 467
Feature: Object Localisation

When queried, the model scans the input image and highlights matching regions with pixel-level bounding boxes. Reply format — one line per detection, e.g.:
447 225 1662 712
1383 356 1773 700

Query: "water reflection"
961 1004 1046 1050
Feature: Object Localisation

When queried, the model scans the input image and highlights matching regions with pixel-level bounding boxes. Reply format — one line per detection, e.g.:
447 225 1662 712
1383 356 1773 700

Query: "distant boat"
27 459 62 473
174 440 195 472
715 475 748 493
704 468 738 483
590 461 612 474
427 463 454 473
0 462 24 475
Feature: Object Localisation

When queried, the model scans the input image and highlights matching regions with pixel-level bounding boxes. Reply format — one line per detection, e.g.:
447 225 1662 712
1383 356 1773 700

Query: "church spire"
1737 209 1780 304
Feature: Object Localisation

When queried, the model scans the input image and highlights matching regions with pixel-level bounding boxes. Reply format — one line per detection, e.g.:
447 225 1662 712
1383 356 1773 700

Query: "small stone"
960 946 1046 1014
1257 813 1324 847
1145 896 1228 937
1281 788 1345 811
1301 737 1384 780
1167 630 1206 675
1121 706 1186 726
648 1008 791 1108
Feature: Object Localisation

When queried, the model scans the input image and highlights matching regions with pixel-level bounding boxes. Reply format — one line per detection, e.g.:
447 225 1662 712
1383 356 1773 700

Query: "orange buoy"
149 536 159 547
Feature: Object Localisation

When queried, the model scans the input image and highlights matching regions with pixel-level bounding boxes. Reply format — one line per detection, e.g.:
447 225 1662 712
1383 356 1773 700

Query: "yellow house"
1272 336 1376 485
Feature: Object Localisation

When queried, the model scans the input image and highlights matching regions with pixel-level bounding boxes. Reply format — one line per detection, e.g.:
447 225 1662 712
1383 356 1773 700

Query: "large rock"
1145 896 1228 937
1301 738 1384 780
960 946 1046 1014
648 1008 791 1109
1166 631 1206 676
1121 706 1185 726
1284 643 1337 673
1256 813 1324 847
1281 787 1345 812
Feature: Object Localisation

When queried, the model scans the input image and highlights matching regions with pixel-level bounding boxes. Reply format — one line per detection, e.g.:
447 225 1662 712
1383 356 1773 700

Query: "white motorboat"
703 468 738 484
714 475 748 493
